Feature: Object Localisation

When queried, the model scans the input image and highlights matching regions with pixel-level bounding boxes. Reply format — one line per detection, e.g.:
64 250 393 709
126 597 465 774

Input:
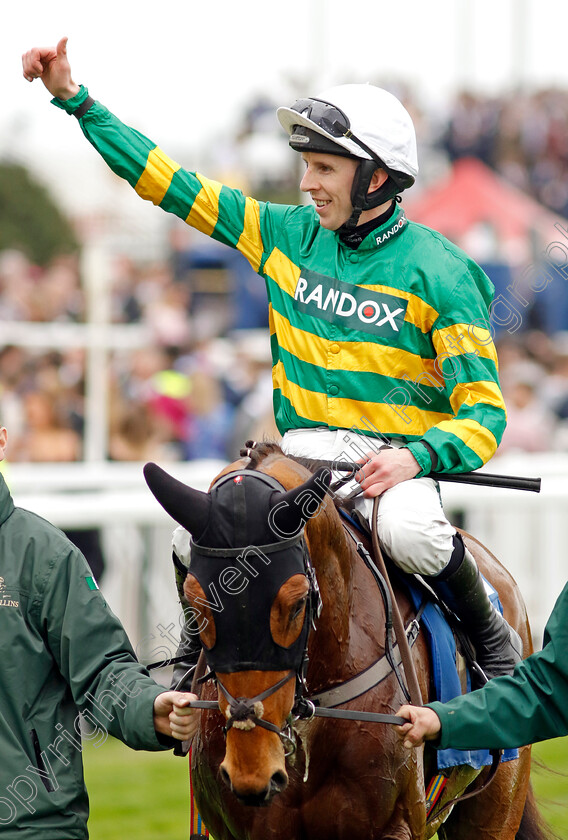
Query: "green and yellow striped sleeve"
52 87 269 272
407 302 506 474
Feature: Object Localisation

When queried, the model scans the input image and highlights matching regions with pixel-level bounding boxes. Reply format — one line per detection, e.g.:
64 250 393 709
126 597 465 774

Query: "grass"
84 736 568 839
531 738 568 836
83 737 190 839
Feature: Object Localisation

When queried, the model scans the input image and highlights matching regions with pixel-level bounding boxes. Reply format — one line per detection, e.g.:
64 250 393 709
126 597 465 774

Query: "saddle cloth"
403 573 519 770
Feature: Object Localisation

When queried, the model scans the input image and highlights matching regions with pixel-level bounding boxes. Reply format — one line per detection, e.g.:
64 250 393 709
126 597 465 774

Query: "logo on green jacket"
0 576 19 608
294 269 408 336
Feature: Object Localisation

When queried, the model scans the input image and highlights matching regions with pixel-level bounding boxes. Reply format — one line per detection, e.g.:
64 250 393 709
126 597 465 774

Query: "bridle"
143 454 507 820
170 514 419 753
165 474 503 820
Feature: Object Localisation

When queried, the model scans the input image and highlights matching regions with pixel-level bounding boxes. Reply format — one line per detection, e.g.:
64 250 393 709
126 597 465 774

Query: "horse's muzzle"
219 764 288 806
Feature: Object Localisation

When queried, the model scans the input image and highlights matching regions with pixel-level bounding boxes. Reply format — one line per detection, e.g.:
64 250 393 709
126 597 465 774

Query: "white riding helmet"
277 83 418 227
278 83 418 177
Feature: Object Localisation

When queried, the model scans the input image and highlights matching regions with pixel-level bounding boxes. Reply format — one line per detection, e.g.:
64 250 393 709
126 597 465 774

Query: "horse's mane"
239 440 282 470
239 439 330 476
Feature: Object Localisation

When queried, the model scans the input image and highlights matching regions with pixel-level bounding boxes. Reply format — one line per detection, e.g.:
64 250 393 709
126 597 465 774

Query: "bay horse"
144 443 549 840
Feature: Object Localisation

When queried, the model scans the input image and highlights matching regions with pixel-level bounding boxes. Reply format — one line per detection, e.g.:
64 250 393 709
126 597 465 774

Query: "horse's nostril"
270 769 288 793
219 766 232 790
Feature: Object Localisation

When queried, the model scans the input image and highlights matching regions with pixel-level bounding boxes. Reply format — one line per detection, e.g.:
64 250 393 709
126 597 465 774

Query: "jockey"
22 39 522 686
275 84 523 684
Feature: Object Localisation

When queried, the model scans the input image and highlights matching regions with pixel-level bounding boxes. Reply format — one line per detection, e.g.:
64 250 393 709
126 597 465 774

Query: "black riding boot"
426 536 523 686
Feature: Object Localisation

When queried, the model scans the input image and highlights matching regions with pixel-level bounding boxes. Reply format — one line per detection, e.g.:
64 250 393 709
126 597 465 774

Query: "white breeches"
281 428 456 576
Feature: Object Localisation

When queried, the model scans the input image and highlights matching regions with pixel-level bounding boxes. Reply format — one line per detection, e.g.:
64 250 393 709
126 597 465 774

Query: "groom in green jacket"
397 583 568 750
0 422 197 839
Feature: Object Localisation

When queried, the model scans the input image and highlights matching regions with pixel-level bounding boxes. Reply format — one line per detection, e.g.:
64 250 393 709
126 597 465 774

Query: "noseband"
217 671 296 734
182 468 323 751
150 464 412 751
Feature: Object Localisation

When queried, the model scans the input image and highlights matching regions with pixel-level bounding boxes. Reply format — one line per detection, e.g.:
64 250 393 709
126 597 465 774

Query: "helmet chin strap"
340 160 403 231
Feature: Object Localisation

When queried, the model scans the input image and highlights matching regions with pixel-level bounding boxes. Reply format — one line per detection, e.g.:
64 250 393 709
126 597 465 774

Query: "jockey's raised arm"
22 36 520 692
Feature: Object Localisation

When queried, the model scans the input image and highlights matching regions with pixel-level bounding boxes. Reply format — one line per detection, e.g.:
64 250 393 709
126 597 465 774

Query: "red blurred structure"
406 157 564 245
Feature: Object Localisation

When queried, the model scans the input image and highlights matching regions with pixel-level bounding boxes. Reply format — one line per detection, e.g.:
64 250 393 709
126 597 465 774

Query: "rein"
371 497 424 707
181 670 413 729
326 460 505 819
145 449 511 827
147 515 423 730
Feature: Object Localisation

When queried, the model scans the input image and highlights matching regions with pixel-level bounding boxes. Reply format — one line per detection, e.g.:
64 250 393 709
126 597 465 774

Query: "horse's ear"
269 466 331 538
144 462 211 537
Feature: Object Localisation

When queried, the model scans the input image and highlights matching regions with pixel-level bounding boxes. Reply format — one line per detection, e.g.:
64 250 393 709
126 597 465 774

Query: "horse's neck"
305 512 384 690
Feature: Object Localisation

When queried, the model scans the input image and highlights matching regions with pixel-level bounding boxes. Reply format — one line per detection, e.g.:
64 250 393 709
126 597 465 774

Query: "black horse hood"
144 462 330 673
143 462 331 548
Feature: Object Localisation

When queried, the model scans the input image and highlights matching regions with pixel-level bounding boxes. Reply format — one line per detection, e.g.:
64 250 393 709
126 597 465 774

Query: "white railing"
436 451 565 649
4 452 564 656
4 459 226 666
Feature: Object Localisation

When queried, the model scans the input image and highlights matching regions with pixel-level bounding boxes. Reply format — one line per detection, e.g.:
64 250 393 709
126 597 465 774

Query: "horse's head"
144 454 330 805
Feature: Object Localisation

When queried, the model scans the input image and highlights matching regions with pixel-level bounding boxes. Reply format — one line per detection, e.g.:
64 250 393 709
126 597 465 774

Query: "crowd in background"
3 84 568 465
0 242 276 466
2 243 568 465
230 83 568 218
440 88 568 219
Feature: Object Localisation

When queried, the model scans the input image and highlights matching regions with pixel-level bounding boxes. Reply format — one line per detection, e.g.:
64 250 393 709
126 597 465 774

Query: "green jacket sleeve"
428 582 568 750
37 541 173 751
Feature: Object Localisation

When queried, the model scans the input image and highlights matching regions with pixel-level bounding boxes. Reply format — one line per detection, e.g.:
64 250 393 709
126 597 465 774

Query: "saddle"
338 504 518 774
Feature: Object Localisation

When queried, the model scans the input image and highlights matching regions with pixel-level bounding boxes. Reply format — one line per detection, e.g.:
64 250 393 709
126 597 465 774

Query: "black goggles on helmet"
291 97 384 169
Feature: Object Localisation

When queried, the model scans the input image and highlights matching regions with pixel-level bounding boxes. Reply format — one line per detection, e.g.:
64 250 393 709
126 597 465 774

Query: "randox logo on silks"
294 269 408 336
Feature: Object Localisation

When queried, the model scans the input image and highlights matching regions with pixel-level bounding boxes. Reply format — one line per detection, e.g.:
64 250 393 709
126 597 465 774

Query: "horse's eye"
290 597 307 621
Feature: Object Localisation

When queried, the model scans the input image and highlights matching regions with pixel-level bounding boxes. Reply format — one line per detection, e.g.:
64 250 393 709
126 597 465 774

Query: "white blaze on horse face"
270 574 309 647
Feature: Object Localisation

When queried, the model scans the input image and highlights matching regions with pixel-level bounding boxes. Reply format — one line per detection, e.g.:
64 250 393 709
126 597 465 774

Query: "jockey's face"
300 152 358 230
300 152 390 230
